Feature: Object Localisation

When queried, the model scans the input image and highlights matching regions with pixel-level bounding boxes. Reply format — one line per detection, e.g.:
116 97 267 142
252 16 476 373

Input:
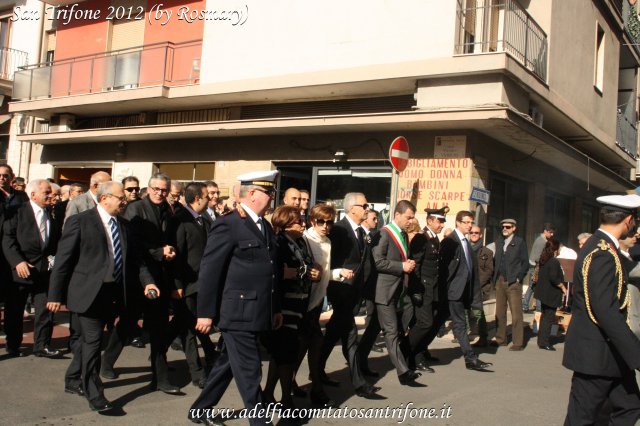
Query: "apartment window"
594 24 605 94
485 172 528 243
0 11 11 48
154 162 216 181
544 191 570 244
44 31 56 63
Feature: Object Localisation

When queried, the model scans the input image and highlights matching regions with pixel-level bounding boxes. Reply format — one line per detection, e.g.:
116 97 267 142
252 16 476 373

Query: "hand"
144 284 160 299
15 261 34 279
196 318 213 334
340 269 354 280
403 260 416 273
162 245 176 261
171 289 183 299
46 302 61 313
272 313 283 330
308 266 322 282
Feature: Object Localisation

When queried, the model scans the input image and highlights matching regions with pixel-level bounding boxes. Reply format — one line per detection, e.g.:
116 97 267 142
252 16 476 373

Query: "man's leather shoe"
465 358 493 371
193 377 206 389
318 373 340 387
361 367 380 378
489 340 507 348
64 384 85 396
100 368 118 380
415 362 435 373
291 382 307 397
155 384 182 395
398 370 422 385
189 415 226 426
6 349 24 358
355 384 383 399
539 345 556 351
89 397 113 412
509 345 524 351
472 338 488 348
310 392 335 408
33 348 62 358
130 337 145 348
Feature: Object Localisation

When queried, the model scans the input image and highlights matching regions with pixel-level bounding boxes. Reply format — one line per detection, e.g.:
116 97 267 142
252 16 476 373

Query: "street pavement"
0 310 575 426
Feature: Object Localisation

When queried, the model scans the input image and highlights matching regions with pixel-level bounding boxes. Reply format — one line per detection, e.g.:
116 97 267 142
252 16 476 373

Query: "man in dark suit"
202 181 221 228
371 200 420 385
406 206 447 371
439 210 491 371
319 192 380 398
563 194 640 425
64 171 111 222
2 178 61 358
46 182 156 412
189 171 281 426
167 182 218 388
0 164 29 312
491 218 529 350
100 172 180 393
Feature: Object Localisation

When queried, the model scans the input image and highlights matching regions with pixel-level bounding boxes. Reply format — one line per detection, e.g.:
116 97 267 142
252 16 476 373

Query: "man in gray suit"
439 210 492 371
65 171 111 221
371 200 421 385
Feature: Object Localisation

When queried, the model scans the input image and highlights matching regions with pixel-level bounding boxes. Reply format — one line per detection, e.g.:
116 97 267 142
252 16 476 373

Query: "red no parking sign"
389 136 409 173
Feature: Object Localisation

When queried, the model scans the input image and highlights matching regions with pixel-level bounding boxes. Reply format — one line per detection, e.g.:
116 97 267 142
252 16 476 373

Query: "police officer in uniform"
563 194 640 425
189 171 281 426
406 206 448 372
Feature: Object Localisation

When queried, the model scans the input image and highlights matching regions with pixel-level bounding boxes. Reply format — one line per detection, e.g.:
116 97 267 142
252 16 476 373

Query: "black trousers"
407 289 436 366
320 282 367 389
537 303 557 348
191 330 270 426
68 284 117 402
5 282 53 352
565 371 640 426
356 299 380 370
449 299 476 362
101 304 141 372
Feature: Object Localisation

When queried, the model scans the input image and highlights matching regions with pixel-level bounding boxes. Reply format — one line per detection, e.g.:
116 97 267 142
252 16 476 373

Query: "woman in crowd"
263 206 321 410
301 203 337 406
533 238 566 351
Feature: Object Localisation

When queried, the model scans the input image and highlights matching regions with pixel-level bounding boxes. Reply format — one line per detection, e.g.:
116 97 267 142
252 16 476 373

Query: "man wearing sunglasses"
491 218 529 351
122 176 141 205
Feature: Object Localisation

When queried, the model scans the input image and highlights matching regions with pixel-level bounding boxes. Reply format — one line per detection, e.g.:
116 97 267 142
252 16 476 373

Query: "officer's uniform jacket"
563 230 640 377
197 206 280 332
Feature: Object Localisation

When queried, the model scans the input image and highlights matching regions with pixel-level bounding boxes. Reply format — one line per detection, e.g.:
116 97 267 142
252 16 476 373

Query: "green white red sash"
383 222 408 261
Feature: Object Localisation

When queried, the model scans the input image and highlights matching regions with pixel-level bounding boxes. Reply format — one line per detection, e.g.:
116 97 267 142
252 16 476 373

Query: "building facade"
6 0 640 247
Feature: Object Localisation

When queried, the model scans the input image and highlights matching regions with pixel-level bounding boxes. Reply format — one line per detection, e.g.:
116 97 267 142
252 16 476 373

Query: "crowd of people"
1 163 640 425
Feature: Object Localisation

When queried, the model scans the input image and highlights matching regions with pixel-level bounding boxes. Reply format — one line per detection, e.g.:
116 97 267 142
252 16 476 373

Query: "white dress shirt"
97 204 117 282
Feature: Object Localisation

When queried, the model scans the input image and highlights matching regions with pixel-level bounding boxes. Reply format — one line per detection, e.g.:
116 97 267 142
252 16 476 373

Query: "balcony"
13 40 201 101
0 47 28 81
616 109 638 159
455 0 548 82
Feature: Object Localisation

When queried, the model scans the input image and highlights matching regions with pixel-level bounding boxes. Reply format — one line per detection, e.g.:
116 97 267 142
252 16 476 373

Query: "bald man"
282 188 301 208
65 171 111 221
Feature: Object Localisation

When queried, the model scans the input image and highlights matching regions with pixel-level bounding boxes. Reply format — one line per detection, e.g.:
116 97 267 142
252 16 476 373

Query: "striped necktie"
109 217 123 284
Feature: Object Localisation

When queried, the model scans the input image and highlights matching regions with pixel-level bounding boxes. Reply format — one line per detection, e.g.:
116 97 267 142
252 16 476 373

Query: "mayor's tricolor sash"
383 222 408 261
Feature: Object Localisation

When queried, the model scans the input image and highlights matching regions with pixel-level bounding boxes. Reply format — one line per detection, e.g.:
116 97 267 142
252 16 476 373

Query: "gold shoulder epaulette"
582 239 630 325
235 205 247 218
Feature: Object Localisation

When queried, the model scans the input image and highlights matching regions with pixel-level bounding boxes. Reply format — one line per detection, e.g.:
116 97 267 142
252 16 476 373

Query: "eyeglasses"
502 225 514 229
315 219 334 226
253 187 275 197
106 194 127 202
149 187 169 194
459 220 474 225
469 231 481 235
209 191 220 196
0 173 10 179
353 203 369 210
124 186 140 192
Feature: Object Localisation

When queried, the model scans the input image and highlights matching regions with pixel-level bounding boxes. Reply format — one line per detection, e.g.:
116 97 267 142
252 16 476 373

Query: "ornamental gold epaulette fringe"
235 205 247 218
582 239 630 326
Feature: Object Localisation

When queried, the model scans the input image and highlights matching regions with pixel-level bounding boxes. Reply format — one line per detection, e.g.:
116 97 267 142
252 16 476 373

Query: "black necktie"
257 218 267 240
357 227 365 252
